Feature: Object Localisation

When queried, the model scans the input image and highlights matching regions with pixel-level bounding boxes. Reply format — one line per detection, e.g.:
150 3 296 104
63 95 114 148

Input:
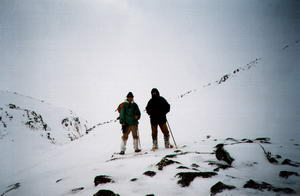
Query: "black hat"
127 92 134 98
151 88 160 96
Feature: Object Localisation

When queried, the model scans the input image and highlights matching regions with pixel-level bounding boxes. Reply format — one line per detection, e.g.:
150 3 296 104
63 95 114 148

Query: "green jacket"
119 101 141 126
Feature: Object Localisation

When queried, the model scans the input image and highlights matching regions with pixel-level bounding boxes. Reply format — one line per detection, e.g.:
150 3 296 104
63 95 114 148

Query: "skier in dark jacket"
119 92 141 155
146 88 171 150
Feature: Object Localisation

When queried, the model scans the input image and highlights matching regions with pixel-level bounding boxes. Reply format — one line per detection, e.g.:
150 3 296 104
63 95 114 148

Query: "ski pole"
166 120 178 149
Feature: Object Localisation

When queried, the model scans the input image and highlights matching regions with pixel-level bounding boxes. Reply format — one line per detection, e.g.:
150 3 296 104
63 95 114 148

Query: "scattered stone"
273 188 296 194
207 135 211 139
225 138 239 142
93 189 120 196
176 172 218 187
174 150 182 153
215 144 234 165
254 137 271 144
282 159 300 167
243 179 296 194
210 181 236 196
165 154 177 158
143 171 156 177
130 178 138 182
275 155 282 159
0 183 21 196
191 163 200 168
8 104 17 109
94 175 114 186
177 166 190 170
259 144 278 164
145 194 155 196
156 158 181 170
71 187 84 193
56 179 63 183
207 160 231 171
279 171 299 179
244 179 273 191
241 138 253 143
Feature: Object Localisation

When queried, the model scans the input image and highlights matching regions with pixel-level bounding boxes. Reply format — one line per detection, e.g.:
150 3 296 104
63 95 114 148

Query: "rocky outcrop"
210 181 236 196
94 175 114 186
176 172 218 187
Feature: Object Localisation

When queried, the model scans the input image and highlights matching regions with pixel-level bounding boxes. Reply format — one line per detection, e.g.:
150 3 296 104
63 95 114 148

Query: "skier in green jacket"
119 92 141 155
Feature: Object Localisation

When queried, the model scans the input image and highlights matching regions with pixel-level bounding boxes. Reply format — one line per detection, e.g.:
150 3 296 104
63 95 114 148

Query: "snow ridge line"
86 39 299 132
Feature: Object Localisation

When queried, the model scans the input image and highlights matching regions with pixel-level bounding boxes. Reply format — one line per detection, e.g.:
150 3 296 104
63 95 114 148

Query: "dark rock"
165 154 177 158
254 137 271 144
207 135 211 139
282 159 300 167
56 179 63 183
93 189 120 196
259 144 278 164
94 175 114 186
241 139 253 143
244 179 273 191
215 144 234 165
210 181 236 196
276 155 282 159
143 171 156 177
0 183 21 196
225 138 238 142
191 163 200 168
71 187 84 193
176 172 217 187
174 150 182 153
130 178 138 182
156 158 181 170
273 188 296 194
177 166 190 170
207 160 231 171
145 194 155 196
8 104 17 109
279 171 299 179
243 179 296 194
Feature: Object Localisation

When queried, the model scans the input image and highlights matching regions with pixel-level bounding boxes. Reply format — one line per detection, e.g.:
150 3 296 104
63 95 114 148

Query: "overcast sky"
0 0 299 128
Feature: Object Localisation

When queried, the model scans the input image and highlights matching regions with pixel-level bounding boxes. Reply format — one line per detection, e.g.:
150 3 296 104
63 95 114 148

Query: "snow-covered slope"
0 90 90 185
0 90 299 196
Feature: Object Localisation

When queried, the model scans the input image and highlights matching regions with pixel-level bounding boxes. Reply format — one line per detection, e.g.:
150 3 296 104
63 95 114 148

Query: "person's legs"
151 124 158 149
120 126 131 154
159 123 171 148
131 125 141 152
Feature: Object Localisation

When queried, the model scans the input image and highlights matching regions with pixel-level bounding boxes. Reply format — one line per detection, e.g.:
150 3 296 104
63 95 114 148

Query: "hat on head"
127 92 134 98
151 88 160 96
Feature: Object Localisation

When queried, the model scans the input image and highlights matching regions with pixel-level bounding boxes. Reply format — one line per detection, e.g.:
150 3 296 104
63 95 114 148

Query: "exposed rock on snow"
282 159 300 167
93 189 120 196
259 144 279 164
0 183 20 196
156 158 181 170
71 187 84 193
143 171 156 177
243 179 296 194
94 175 114 186
215 144 234 165
176 172 218 187
210 181 236 196
206 160 232 172
279 171 299 179
130 178 138 182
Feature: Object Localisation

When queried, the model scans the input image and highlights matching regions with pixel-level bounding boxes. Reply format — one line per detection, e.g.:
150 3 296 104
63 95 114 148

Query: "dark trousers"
151 123 169 141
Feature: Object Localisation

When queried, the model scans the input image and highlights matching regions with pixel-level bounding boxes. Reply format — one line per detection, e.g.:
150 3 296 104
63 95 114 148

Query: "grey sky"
0 0 299 135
